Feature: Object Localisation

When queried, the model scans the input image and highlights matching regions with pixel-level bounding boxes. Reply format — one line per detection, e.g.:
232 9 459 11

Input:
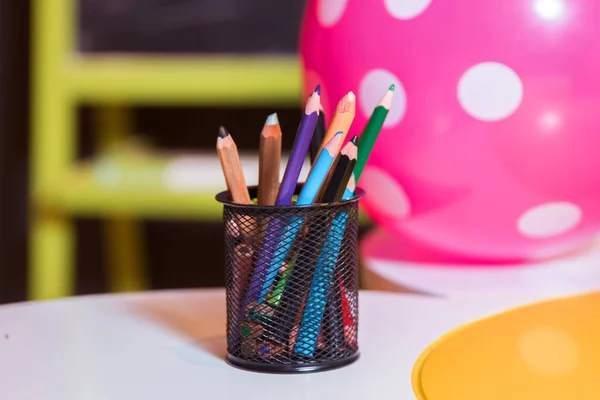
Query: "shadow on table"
128 292 227 360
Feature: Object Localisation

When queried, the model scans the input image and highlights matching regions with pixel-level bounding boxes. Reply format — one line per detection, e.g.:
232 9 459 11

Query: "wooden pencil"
216 126 251 205
310 108 326 164
317 136 358 203
258 113 282 206
315 91 355 159
232 243 254 315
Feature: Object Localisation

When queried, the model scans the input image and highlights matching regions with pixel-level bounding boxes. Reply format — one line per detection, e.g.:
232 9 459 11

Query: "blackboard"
78 0 306 54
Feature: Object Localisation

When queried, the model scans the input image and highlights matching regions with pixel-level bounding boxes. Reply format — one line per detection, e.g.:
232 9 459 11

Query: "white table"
361 228 600 304
0 288 539 400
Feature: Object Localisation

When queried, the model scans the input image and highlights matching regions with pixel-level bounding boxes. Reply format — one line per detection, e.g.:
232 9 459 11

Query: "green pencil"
354 84 395 182
267 260 293 306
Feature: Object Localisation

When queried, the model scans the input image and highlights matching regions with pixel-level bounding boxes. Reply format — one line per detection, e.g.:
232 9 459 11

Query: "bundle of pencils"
217 83 395 360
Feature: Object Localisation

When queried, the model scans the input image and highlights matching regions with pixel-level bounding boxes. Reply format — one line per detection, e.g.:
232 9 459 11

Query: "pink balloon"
301 0 600 262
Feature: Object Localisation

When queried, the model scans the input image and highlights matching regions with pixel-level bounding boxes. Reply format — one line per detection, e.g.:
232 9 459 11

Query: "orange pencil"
217 126 251 205
315 91 356 160
258 113 282 206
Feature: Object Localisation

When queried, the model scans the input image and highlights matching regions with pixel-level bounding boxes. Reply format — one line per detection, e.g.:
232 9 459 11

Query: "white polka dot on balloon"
318 0 350 27
384 0 432 19
361 167 411 219
458 62 523 121
359 69 406 127
517 202 582 238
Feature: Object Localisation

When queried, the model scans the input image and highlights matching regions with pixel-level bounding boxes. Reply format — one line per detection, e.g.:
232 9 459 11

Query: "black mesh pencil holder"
216 184 363 374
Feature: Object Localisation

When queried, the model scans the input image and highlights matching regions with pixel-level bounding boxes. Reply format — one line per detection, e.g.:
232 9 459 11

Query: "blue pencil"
295 137 358 356
243 85 321 305
296 212 349 356
258 131 344 302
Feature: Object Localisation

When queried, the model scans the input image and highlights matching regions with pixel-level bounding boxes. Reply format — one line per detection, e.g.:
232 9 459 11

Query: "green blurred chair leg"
95 106 148 292
30 0 77 300
104 217 148 292
30 211 75 300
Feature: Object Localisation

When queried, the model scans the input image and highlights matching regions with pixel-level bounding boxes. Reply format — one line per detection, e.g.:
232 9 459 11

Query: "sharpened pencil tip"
315 84 321 95
350 135 358 145
335 131 343 136
389 84 395 91
347 91 356 101
218 126 230 138
266 113 279 126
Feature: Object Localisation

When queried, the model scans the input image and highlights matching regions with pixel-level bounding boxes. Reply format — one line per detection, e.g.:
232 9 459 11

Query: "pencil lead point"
315 84 321 95
347 91 356 101
389 84 396 91
266 113 279 126
218 126 230 138
335 131 343 136
350 135 359 145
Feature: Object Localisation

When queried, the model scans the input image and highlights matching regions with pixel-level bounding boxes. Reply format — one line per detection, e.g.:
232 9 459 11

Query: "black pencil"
310 108 326 164
317 136 358 203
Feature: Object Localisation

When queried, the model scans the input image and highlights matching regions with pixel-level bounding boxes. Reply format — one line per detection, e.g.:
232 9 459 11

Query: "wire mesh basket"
216 184 362 373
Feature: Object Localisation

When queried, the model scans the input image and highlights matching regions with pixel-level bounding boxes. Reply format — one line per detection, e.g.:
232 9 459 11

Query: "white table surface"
0 288 547 400
362 228 600 303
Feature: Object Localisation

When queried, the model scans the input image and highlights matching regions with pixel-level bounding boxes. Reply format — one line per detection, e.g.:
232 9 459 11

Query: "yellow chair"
29 0 302 299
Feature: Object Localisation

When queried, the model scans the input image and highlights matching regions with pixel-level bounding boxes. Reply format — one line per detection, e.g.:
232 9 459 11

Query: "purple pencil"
276 85 321 205
244 85 321 305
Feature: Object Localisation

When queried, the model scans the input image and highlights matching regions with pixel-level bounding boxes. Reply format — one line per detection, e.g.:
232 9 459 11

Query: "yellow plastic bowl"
412 292 600 400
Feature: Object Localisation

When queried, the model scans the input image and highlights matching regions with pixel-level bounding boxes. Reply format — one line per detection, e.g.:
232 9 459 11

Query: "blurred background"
0 0 327 303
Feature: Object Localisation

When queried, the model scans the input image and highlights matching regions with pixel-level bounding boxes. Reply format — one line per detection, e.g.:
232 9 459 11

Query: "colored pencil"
298 131 344 205
294 213 350 356
354 84 395 182
310 108 326 163
339 276 357 345
276 85 321 205
323 147 359 350
267 261 292 306
342 173 356 201
294 136 358 356
341 86 393 201
315 91 355 159
257 132 344 302
216 126 251 205
318 136 358 203
243 86 320 305
258 113 282 206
